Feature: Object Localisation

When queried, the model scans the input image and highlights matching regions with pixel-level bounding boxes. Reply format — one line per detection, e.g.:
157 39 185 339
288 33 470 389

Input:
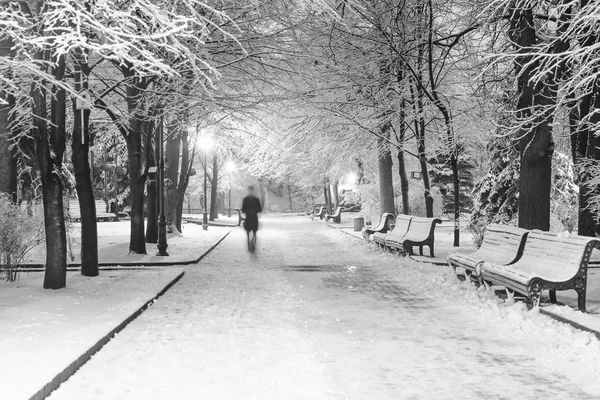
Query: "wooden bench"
69 199 117 222
235 208 245 226
361 213 395 240
373 214 412 247
388 217 441 257
480 230 600 312
447 224 529 282
325 206 343 223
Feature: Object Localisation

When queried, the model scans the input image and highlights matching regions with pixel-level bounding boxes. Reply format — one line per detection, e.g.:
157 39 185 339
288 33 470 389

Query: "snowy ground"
23 222 230 266
0 268 183 400
47 217 600 400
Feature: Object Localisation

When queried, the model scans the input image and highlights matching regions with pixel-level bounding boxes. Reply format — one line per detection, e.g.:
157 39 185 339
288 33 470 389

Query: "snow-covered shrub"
0 195 44 282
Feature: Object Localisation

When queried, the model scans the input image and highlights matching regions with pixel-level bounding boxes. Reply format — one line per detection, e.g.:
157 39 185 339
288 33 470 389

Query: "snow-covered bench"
373 214 412 247
480 230 600 312
447 224 529 282
361 212 395 240
325 206 343 223
69 199 117 222
390 217 442 257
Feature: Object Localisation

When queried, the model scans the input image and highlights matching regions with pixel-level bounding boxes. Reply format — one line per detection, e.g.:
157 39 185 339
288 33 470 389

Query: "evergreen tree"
429 148 476 217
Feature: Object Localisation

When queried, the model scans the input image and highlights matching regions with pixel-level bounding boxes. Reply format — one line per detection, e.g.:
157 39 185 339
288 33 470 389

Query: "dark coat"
241 195 262 232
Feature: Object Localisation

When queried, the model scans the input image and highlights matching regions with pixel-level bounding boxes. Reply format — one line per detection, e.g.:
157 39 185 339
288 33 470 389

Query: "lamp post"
199 136 214 230
157 116 169 256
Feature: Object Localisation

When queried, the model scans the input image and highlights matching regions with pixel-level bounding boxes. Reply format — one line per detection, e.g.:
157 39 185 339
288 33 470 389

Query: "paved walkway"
49 217 600 399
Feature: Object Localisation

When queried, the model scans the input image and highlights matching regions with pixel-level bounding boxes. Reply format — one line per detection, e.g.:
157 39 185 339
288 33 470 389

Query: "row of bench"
361 213 600 313
362 213 441 257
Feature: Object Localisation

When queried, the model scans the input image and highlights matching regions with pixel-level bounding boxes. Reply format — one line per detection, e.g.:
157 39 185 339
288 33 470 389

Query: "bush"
0 195 44 282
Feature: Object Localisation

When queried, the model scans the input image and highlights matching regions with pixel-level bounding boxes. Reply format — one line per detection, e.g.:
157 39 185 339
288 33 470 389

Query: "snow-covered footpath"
46 217 600 400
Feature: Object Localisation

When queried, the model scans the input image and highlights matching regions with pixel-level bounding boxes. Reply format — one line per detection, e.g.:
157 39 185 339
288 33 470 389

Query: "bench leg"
446 260 457 276
464 270 472 284
429 243 435 258
576 288 587 313
506 288 515 304
549 290 557 304
419 245 424 256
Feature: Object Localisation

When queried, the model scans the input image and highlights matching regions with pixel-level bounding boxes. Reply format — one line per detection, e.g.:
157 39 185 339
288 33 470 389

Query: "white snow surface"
0 268 184 400
39 217 600 399
23 222 230 265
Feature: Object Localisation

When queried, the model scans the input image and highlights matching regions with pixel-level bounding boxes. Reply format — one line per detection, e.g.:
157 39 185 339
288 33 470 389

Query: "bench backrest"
69 199 113 217
386 214 412 239
515 230 600 281
403 217 442 241
371 213 395 231
332 206 343 217
475 224 529 264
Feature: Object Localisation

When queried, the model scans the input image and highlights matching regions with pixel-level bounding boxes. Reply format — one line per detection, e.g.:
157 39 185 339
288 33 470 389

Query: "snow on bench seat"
362 212 395 240
480 230 600 312
373 214 412 246
447 224 529 279
390 217 442 257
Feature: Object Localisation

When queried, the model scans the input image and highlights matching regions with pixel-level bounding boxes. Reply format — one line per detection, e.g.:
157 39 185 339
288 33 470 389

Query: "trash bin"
353 217 365 232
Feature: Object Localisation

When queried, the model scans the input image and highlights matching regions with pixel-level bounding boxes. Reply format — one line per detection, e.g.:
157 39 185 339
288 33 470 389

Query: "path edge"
17 230 232 270
539 308 600 340
29 270 185 400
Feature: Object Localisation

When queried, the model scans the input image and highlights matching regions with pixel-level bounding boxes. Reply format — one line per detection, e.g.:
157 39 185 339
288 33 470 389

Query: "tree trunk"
210 149 218 221
397 97 410 215
323 183 330 214
259 180 268 211
0 100 17 201
288 184 293 211
145 119 157 243
175 127 191 231
377 125 395 214
124 74 147 254
510 6 553 231
72 54 98 276
35 54 68 289
397 149 410 215
165 122 180 227
0 34 16 202
331 180 339 207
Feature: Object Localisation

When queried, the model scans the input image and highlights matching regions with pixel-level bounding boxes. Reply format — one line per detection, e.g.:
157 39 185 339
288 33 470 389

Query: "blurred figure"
241 186 262 252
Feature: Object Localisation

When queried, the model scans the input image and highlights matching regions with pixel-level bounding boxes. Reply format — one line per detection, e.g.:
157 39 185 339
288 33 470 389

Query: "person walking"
241 186 262 252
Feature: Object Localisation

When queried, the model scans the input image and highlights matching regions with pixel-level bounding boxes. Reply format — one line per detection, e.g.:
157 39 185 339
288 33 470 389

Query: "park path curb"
30 270 185 400
30 229 231 400
17 230 232 271
538 309 600 340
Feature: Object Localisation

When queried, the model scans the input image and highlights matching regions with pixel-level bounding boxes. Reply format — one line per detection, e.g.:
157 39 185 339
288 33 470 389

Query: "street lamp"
225 160 236 217
198 135 214 230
